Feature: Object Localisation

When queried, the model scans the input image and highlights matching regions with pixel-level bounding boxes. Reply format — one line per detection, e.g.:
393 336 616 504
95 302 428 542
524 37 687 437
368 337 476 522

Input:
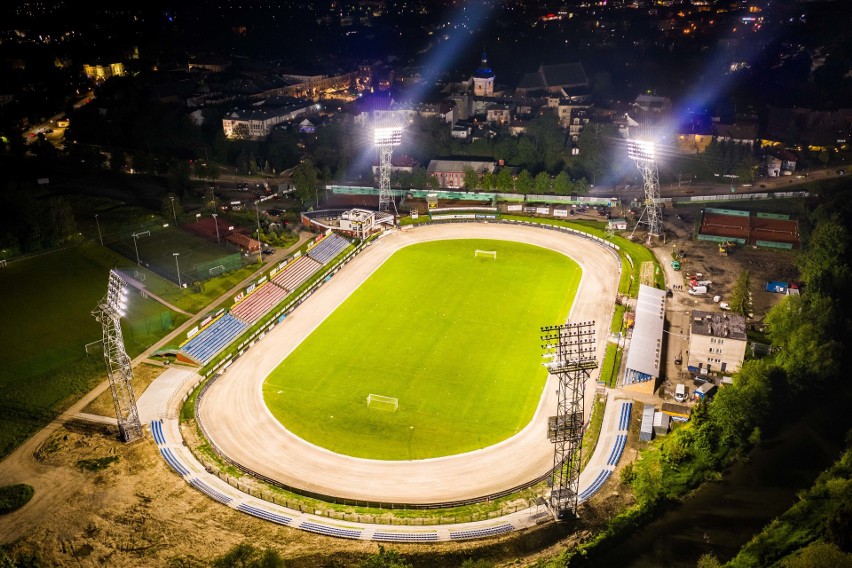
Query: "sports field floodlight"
540 321 597 521
212 213 220 243
627 138 664 241
374 122 403 215
106 270 129 317
627 139 656 162
173 253 182 288
373 126 403 148
92 269 142 443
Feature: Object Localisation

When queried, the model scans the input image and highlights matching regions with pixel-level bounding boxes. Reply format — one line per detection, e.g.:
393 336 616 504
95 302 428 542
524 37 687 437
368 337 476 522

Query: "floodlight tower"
92 270 143 443
374 125 402 214
541 321 597 521
628 139 664 241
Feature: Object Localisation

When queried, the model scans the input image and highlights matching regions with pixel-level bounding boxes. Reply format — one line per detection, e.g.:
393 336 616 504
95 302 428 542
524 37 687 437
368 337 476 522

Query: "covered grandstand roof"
623 285 666 384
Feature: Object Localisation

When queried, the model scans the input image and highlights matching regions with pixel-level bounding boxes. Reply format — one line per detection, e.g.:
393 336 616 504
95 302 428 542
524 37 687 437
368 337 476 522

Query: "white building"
688 310 748 375
622 285 667 395
222 100 316 139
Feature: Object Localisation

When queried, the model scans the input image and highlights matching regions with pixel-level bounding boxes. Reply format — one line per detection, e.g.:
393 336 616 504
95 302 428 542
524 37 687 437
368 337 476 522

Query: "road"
199 223 620 504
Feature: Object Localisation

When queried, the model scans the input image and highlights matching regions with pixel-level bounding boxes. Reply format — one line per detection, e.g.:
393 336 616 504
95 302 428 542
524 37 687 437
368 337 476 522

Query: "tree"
358 546 412 568
782 542 852 568
231 123 250 140
495 168 514 192
212 543 285 568
797 218 851 298
463 166 479 191
764 294 843 392
696 553 722 568
167 160 191 196
47 197 77 243
292 159 321 207
481 171 495 190
534 171 551 194
729 269 752 317
515 170 533 194
553 171 572 195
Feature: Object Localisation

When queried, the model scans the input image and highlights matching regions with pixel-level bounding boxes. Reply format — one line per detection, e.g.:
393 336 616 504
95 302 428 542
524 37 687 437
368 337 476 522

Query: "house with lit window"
426 159 496 189
687 310 748 376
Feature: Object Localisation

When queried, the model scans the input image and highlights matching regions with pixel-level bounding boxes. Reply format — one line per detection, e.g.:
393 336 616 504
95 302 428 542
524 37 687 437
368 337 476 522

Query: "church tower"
471 51 495 97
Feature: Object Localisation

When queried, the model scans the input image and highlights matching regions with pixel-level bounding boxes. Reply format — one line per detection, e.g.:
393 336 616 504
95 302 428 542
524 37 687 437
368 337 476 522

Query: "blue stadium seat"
180 313 248 365
236 503 292 526
449 524 514 540
151 420 167 446
307 234 350 265
160 447 191 477
372 532 439 542
189 478 233 504
299 521 362 539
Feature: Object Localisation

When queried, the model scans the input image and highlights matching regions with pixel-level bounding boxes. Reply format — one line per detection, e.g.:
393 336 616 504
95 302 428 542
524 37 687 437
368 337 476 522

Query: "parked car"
674 384 688 402
262 248 276 256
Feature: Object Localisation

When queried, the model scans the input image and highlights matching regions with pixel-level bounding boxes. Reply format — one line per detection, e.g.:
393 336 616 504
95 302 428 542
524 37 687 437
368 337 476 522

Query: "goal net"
474 249 497 260
367 394 399 412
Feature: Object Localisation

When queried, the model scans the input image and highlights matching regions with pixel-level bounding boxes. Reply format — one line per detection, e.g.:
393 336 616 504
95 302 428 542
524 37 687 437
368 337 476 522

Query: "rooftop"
690 310 747 341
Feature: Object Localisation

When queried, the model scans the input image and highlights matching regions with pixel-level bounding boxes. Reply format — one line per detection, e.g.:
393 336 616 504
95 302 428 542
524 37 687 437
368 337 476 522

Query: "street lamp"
212 213 220 244
131 231 149 265
173 253 182 288
254 201 262 264
169 196 177 222
95 214 103 246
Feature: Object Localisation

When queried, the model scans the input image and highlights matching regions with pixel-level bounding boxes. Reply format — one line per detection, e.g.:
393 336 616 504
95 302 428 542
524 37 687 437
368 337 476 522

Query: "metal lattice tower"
92 270 142 443
628 140 663 242
374 125 402 214
541 321 598 520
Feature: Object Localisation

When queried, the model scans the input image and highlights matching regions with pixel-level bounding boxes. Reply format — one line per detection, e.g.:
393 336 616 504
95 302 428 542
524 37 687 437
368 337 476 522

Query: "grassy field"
0 243 184 457
263 239 581 460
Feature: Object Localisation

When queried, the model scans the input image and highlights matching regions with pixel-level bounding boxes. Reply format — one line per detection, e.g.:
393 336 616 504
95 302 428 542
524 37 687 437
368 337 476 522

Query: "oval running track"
198 223 620 504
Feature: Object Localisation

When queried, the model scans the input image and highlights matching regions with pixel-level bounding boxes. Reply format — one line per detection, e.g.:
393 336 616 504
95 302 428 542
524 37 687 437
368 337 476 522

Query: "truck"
694 382 718 401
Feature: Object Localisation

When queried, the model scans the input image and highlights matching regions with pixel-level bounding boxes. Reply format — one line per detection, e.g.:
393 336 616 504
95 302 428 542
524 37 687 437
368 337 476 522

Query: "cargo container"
640 404 656 441
653 411 670 435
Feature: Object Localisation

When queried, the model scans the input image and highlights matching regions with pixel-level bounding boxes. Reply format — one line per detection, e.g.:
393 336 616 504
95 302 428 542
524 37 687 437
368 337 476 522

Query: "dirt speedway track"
199 223 620 505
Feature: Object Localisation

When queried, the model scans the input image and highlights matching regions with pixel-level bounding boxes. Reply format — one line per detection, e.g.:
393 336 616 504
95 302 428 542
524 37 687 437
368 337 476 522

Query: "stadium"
167 221 621 510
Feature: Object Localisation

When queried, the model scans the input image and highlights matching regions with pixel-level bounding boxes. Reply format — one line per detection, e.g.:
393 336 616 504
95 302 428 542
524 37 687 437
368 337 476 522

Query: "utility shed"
640 404 656 441
653 411 671 436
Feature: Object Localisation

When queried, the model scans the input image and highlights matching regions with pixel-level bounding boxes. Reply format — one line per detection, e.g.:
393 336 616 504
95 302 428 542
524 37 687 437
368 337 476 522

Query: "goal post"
367 394 399 412
474 249 497 260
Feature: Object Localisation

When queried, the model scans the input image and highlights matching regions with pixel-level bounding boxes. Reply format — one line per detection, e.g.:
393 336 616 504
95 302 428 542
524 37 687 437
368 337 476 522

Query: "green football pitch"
262 239 582 460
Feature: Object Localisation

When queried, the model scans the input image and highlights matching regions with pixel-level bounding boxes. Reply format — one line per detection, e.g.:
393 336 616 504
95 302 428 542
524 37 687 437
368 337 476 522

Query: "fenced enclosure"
107 223 244 285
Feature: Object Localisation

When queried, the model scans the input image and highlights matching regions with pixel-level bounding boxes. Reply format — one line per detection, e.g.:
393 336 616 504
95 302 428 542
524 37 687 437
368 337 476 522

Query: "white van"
688 285 708 295
674 383 688 402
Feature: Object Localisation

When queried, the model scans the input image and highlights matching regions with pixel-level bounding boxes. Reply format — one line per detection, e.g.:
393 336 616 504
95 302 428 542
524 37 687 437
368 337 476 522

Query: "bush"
0 484 35 515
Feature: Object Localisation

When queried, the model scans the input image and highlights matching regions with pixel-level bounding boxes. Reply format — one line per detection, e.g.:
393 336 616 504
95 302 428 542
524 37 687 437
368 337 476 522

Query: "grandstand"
178 313 248 365
230 282 290 324
307 234 351 265
272 255 323 293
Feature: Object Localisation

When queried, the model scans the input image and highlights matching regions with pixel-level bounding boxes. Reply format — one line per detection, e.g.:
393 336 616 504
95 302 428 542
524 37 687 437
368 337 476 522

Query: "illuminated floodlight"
92 269 142 442
374 122 403 214
627 139 656 162
373 126 403 148
107 270 129 317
